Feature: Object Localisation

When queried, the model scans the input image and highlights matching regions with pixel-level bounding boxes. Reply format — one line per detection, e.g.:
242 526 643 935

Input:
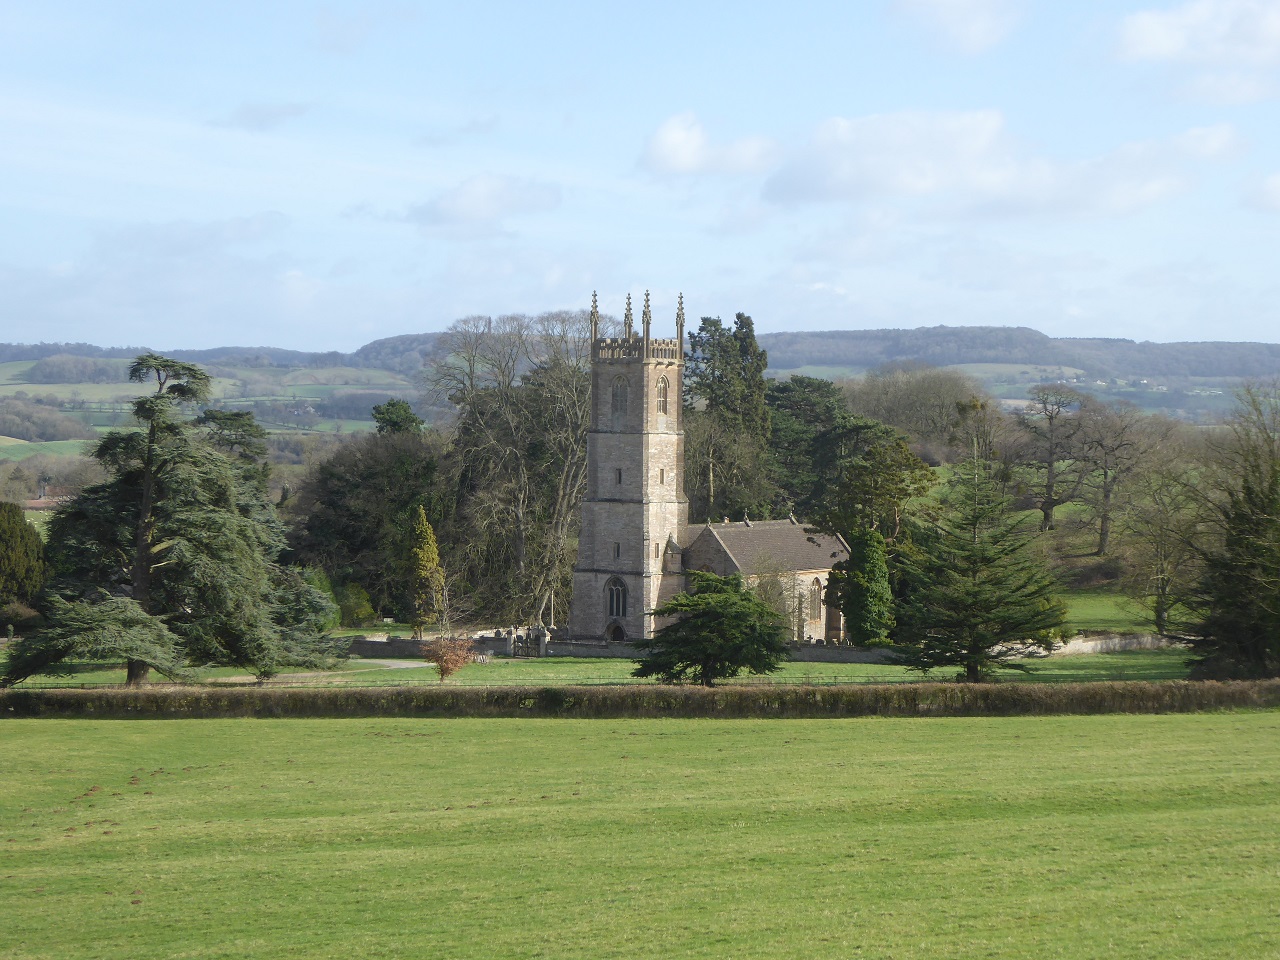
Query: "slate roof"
684 518 848 576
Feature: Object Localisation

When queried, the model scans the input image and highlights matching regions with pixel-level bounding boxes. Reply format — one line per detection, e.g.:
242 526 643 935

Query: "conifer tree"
633 572 789 686
832 528 895 646
1 355 336 687
897 458 1067 681
409 505 445 640
1187 384 1280 678
0 501 45 606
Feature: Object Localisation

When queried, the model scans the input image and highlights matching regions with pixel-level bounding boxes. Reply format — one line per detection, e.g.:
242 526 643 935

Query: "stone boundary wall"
1051 634 1178 657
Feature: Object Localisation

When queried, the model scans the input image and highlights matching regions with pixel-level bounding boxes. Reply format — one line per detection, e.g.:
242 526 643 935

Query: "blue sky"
2 0 1279 350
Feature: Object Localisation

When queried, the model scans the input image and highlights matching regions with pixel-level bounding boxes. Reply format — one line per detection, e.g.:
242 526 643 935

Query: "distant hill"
4 325 1279 384
757 326 1280 380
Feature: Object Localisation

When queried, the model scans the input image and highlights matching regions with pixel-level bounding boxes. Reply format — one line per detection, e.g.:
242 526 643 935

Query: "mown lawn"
1 713 1277 959
1062 588 1147 634
15 648 1193 688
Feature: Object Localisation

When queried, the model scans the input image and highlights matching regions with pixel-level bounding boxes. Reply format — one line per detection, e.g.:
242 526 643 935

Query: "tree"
683 313 776 521
846 364 989 463
287 428 447 620
0 501 45 606
685 313 770 435
1185 384 1280 678
2 355 336 687
831 529 895 646
896 458 1068 682
765 375 848 517
1119 442 1203 637
371 398 424 435
421 634 475 682
423 310 598 624
633 571 789 686
1018 385 1086 532
409 505 445 640
1076 400 1175 556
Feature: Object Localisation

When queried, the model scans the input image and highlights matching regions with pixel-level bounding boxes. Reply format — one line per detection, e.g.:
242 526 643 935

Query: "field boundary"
3 679 1278 719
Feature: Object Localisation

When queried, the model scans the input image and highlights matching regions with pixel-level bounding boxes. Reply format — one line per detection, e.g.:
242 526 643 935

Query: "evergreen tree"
897 458 1067 681
409 505 446 639
831 529 895 646
371 398 425 435
1187 385 1280 678
1 355 337 687
633 572 789 686
0 501 45 606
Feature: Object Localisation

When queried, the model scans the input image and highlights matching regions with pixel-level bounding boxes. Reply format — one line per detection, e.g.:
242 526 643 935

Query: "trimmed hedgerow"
2 680 1279 719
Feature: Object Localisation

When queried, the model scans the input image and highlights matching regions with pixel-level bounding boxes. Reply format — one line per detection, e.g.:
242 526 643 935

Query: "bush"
421 634 475 681
337 583 376 627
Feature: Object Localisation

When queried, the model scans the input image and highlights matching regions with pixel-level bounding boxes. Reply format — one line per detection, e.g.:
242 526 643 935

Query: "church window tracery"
611 377 629 429
809 578 823 622
656 375 669 414
606 577 627 619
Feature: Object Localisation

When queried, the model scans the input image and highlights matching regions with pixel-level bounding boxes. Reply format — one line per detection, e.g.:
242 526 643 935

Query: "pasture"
2 713 1277 959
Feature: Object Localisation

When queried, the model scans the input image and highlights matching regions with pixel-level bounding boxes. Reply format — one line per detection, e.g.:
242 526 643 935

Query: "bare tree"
847 365 989 463
1077 400 1178 556
423 310 606 624
1018 384 1086 532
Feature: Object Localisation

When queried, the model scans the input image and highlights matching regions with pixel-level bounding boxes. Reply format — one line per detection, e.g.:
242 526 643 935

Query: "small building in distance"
568 290 847 645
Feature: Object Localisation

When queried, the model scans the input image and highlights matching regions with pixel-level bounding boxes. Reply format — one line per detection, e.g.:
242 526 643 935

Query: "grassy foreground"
2 714 1278 959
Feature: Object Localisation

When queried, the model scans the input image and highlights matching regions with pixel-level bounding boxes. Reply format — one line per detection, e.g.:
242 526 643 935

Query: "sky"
2 0 1279 351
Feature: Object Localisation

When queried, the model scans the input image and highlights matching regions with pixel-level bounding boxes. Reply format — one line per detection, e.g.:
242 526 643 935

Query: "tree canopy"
896 458 1067 681
633 571 789 686
0 501 45 607
2 354 336 687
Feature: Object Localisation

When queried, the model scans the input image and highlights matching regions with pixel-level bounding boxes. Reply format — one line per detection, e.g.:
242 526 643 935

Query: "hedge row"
3 679 1280 719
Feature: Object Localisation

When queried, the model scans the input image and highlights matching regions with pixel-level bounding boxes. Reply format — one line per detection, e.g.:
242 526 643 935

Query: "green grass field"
1062 588 1146 633
17 648 1192 688
2 713 1277 959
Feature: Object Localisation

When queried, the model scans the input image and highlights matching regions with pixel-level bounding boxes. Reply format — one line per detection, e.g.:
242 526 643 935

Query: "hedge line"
3 680 1280 719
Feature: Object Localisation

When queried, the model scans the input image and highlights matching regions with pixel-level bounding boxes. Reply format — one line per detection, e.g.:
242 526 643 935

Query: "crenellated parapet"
590 290 684 362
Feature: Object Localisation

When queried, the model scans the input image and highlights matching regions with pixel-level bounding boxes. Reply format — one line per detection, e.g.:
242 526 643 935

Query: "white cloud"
406 175 561 227
763 111 1223 217
1120 0 1280 101
1120 0 1280 64
1254 171 1280 209
894 0 1024 54
1172 123 1241 157
642 112 779 176
212 102 311 133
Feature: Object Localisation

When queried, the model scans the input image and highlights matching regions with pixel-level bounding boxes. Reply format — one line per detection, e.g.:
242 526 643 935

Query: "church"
567 292 848 645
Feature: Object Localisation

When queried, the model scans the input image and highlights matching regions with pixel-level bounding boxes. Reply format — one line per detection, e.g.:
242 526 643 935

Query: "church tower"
568 291 688 642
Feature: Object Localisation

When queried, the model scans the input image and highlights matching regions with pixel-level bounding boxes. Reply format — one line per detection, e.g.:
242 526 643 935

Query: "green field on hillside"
2 713 1277 959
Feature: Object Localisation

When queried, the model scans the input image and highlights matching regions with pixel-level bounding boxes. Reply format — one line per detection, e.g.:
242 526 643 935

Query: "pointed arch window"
809 578 823 622
611 377 629 429
606 577 628 619
656 375 669 414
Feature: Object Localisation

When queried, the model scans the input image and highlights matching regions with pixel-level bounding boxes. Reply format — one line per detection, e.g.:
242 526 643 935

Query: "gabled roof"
684 518 848 577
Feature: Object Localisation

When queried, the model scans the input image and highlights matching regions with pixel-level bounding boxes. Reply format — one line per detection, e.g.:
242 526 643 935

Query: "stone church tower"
568 292 688 642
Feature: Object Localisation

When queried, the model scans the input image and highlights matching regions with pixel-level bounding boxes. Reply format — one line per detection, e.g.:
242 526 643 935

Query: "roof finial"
676 292 685 350
642 290 652 344
624 293 634 339
590 290 599 341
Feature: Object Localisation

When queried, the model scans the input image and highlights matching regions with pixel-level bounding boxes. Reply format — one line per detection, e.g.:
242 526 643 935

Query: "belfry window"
656 376 669 414
611 377 629 428
606 578 627 619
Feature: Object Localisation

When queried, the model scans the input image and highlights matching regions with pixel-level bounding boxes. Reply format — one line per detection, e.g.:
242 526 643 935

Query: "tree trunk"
126 659 150 686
